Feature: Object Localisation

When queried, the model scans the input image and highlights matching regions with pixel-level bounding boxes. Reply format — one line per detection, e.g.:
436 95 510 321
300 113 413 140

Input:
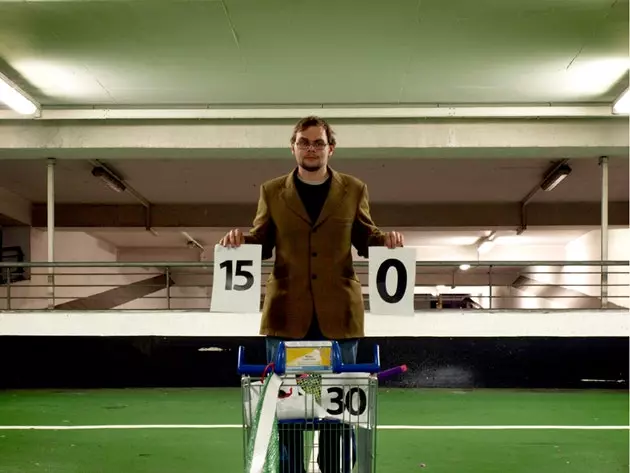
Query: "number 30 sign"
319 373 372 426
210 244 262 313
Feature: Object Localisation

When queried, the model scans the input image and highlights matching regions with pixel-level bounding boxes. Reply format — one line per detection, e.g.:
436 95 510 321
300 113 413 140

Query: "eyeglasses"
295 139 329 150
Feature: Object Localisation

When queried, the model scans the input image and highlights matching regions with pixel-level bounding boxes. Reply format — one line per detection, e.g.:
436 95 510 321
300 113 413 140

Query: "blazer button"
312 252 317 257
312 274 317 280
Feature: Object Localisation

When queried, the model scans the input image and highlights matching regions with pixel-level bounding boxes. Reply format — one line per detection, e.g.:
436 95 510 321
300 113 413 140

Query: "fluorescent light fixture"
91 166 126 193
613 88 630 114
0 72 39 115
477 231 496 254
459 264 471 271
541 164 572 191
564 58 629 95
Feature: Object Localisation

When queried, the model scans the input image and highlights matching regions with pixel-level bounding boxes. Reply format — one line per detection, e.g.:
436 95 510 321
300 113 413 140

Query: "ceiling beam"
0 187 32 225
0 105 618 120
29 202 629 228
0 213 25 226
0 119 627 160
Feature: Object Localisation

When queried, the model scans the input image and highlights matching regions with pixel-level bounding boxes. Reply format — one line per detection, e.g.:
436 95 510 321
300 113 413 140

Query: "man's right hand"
219 229 245 247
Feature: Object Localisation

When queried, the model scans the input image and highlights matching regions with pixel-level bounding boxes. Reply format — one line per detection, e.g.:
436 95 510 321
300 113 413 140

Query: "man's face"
291 126 334 172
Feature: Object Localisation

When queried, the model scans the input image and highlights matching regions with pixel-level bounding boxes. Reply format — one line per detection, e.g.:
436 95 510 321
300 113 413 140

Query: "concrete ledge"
0 309 627 337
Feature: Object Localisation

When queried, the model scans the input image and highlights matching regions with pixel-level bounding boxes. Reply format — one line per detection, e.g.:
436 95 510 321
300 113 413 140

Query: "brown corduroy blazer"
243 167 386 340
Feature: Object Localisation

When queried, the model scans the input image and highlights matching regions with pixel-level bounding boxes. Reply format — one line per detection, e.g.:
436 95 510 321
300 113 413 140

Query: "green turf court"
0 388 627 472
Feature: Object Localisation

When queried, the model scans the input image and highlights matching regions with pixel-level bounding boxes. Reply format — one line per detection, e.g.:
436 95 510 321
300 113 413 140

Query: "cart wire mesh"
242 372 378 473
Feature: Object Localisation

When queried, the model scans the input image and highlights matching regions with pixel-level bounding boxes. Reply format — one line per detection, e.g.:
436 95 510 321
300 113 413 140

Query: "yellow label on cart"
284 341 332 373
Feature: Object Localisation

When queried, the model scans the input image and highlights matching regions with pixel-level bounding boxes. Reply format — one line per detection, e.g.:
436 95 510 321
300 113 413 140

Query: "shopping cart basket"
238 340 381 473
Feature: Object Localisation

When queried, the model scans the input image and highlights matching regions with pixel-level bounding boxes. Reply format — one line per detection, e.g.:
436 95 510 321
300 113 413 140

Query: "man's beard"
299 157 324 172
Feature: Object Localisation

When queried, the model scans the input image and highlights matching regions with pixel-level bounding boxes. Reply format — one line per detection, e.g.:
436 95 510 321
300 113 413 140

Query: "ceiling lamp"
0 72 39 116
91 166 126 193
540 164 572 191
477 232 497 254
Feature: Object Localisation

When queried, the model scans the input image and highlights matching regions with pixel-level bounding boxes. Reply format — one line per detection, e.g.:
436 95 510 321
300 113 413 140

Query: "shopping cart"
238 340 381 473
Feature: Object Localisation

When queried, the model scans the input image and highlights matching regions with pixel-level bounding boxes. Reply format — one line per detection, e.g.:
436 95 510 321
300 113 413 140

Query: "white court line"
0 424 628 431
377 425 630 430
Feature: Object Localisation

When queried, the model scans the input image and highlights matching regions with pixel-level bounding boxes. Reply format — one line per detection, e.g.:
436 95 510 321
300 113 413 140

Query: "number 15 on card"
210 244 262 313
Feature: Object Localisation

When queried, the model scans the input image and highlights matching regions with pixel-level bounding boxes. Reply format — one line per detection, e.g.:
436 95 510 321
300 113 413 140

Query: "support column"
47 158 55 309
599 156 609 307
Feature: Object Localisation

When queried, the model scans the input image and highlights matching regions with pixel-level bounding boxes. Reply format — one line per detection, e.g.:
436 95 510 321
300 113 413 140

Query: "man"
220 116 403 472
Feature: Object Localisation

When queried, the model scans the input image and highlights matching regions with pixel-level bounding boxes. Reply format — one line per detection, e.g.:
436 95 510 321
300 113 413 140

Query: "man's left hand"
384 231 404 248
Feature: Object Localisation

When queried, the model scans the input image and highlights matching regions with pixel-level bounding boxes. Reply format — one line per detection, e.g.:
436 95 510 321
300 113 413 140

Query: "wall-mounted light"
91 166 126 193
0 72 39 116
182 231 205 251
477 231 497 254
612 88 629 115
540 164 572 191
459 264 471 271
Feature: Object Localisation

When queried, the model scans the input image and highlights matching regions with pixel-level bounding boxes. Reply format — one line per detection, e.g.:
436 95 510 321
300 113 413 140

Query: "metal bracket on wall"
145 204 152 232
517 205 527 235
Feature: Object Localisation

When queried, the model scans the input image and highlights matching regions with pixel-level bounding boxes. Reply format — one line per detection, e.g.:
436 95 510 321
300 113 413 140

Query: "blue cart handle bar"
237 342 380 376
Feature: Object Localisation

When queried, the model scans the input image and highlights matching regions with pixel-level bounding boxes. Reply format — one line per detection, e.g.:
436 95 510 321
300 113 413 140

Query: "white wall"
564 228 629 308
353 243 567 262
504 229 629 309
0 230 159 310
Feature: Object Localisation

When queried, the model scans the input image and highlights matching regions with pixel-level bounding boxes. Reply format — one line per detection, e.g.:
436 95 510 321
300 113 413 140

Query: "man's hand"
219 229 245 248
384 231 404 249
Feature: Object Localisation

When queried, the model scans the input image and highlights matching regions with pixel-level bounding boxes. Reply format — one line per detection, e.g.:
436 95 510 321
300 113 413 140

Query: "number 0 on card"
368 247 416 316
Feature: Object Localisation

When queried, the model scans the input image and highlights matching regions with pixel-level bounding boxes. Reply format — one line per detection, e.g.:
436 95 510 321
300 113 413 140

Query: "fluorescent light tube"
0 73 38 115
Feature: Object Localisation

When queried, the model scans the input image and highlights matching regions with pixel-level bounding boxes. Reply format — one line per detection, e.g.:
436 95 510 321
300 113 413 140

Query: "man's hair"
290 116 336 146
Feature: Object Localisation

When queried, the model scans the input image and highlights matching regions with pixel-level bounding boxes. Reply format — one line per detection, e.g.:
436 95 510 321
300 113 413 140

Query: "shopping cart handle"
237 342 381 375
236 346 270 376
332 343 381 373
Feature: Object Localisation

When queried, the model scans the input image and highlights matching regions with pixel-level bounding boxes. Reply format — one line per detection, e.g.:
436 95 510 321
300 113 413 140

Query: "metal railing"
0 260 628 311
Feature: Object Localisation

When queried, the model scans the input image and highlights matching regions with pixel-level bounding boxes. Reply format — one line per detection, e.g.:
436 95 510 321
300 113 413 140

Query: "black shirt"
294 172 331 225
293 171 331 340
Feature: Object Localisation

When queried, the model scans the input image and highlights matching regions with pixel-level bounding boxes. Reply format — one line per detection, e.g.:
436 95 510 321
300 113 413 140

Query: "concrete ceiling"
0 0 628 109
0 0 627 237
0 157 627 204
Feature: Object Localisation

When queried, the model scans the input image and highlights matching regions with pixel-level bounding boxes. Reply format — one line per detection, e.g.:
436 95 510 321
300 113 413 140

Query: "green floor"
0 388 628 472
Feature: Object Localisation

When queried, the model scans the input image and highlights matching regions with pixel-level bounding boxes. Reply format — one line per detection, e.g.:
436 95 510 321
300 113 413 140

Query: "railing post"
599 156 609 308
166 267 171 310
47 157 56 310
488 265 493 309
5 267 10 310
49 270 56 309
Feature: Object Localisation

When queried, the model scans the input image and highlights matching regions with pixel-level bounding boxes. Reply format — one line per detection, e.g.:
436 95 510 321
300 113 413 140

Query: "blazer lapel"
280 171 311 224
314 169 347 228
